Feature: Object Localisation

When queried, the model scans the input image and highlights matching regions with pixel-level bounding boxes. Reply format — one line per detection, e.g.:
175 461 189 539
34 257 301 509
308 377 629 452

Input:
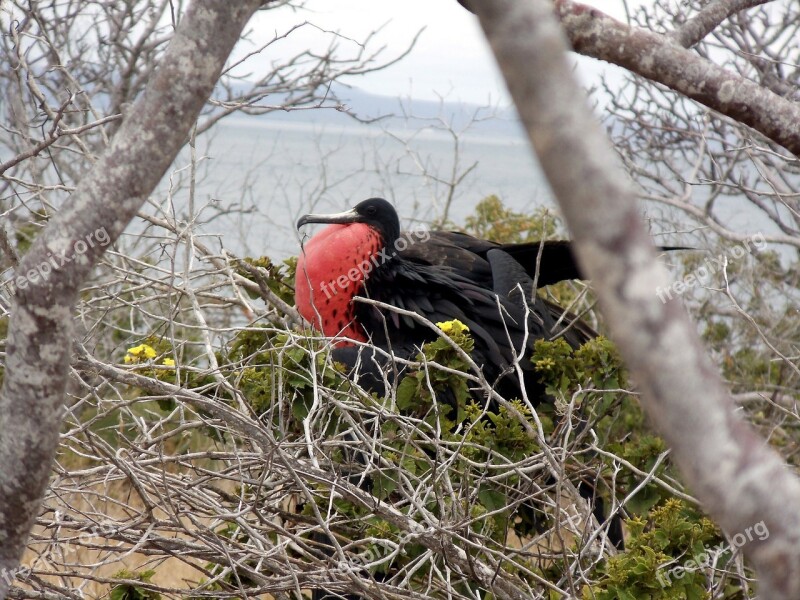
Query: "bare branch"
0 1 261 594
472 0 800 597
555 0 800 157
670 0 773 48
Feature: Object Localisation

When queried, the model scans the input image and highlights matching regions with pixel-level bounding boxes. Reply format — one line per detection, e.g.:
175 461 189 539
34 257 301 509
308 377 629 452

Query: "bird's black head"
297 197 401 245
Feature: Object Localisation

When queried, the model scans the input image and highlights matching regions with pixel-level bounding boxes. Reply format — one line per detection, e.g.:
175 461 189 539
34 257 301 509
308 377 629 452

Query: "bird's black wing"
398 231 496 288
499 240 691 287
401 231 688 289
400 231 584 288
500 240 584 287
355 257 566 402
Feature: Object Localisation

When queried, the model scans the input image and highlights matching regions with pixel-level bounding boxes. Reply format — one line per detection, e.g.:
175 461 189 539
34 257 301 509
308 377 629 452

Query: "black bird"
295 199 629 599
296 198 593 402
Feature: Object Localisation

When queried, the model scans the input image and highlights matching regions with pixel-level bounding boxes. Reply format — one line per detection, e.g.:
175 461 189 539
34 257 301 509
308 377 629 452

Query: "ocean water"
155 112 793 268
161 115 552 260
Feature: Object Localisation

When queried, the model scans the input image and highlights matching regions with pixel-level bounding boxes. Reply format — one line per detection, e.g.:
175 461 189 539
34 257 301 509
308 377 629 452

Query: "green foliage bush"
109 570 162 600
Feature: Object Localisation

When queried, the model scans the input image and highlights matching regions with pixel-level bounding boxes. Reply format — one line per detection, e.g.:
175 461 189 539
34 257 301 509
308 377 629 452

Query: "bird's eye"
365 206 376 216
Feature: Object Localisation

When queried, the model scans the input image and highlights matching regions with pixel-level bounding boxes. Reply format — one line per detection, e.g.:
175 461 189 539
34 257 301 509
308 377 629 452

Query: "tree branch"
471 0 800 597
71 351 557 600
555 0 800 157
670 0 772 48
0 2 261 596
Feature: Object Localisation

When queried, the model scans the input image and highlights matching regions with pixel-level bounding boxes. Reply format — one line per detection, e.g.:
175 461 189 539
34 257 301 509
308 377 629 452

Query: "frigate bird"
295 197 594 401
295 199 640 599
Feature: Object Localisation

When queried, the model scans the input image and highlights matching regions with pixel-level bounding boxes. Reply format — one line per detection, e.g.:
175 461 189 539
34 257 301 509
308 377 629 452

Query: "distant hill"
218 81 527 139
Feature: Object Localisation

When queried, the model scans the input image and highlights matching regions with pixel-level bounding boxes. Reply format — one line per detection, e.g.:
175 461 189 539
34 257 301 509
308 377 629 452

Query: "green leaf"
292 398 309 420
478 486 506 513
109 570 161 600
396 376 421 411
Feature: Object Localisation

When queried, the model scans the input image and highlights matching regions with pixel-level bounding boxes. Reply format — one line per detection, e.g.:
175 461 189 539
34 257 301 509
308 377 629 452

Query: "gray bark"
670 0 772 48
0 2 261 597
555 0 800 157
471 0 800 597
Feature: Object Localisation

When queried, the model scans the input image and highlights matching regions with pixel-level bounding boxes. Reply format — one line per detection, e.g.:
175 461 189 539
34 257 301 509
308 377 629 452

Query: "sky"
247 0 632 106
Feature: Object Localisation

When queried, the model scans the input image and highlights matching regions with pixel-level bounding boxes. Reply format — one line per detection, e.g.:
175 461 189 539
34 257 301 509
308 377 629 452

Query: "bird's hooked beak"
297 208 360 230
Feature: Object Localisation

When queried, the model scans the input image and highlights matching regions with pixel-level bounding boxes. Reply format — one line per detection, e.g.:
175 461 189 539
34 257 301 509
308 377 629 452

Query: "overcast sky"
248 0 630 105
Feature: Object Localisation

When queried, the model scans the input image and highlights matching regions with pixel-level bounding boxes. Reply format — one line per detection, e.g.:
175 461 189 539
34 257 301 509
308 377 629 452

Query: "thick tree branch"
457 0 800 154
0 2 261 596
472 0 800 597
670 0 772 48
554 0 800 157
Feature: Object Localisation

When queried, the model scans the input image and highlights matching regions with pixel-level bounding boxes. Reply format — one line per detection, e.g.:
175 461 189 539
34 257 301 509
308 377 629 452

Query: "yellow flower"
126 343 157 362
535 357 556 371
436 319 470 336
162 358 175 367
